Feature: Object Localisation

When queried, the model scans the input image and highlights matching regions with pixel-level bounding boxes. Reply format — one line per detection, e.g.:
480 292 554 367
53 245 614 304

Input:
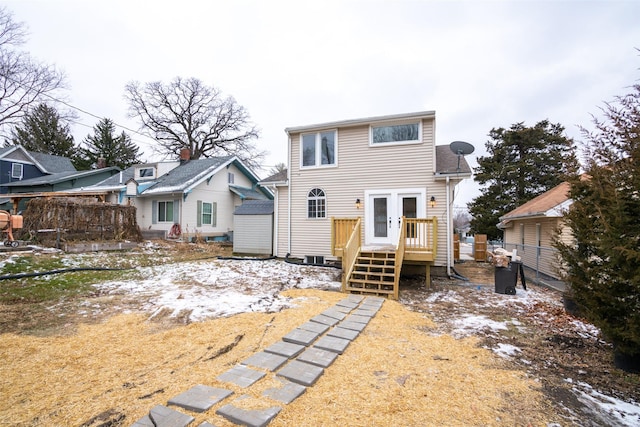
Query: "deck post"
425 263 431 289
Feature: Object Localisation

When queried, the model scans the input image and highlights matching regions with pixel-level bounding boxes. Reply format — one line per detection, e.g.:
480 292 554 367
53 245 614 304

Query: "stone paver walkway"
131 295 384 427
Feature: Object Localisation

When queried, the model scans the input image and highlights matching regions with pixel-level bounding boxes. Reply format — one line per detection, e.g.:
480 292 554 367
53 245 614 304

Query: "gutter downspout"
287 133 292 256
446 176 451 277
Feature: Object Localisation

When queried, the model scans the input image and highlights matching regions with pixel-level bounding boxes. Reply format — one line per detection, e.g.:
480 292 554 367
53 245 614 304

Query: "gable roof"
2 167 120 187
285 110 436 134
29 152 76 173
87 156 273 200
0 145 76 173
260 169 287 185
497 181 571 228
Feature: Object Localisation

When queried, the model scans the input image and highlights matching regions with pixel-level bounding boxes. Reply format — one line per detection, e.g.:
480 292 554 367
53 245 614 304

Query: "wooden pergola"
6 191 109 213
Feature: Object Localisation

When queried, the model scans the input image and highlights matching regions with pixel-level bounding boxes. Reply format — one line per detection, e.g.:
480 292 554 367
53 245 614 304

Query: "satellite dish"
449 141 475 156
449 141 475 172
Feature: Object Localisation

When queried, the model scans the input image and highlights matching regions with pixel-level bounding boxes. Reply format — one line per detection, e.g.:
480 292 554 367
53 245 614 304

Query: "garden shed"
232 200 274 255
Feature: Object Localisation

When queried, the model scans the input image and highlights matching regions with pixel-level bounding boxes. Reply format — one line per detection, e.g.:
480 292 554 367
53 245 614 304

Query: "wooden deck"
332 217 437 299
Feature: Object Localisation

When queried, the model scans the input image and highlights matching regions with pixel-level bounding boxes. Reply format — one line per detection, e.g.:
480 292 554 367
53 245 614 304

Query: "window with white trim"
197 200 217 227
11 163 23 179
370 122 421 145
228 172 235 183
158 201 174 222
307 188 326 219
301 130 336 168
202 202 213 225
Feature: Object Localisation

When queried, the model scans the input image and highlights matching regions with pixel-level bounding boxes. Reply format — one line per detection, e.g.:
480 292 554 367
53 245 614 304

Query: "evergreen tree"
468 120 579 239
555 84 640 369
7 103 75 158
75 118 141 170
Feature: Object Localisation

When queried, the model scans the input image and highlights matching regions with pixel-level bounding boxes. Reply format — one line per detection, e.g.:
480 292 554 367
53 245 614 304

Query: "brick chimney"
179 148 191 163
97 157 106 168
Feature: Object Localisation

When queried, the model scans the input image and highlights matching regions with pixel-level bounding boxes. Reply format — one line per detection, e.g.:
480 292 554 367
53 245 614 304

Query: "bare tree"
0 7 67 138
124 77 264 168
453 209 472 234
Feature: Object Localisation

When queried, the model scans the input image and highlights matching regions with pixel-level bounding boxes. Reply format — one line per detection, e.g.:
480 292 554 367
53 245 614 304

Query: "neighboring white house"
82 151 272 241
260 111 472 290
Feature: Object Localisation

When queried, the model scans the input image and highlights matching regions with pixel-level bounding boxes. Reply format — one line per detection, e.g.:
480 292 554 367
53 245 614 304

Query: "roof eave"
285 110 436 134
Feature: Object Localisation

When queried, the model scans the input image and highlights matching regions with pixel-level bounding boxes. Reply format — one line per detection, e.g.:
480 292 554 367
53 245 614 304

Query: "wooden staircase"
345 250 397 298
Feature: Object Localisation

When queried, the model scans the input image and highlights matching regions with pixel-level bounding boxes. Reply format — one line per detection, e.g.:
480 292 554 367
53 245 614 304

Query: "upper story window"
138 167 155 179
370 122 421 145
301 130 337 168
228 172 235 184
307 188 326 219
11 163 23 179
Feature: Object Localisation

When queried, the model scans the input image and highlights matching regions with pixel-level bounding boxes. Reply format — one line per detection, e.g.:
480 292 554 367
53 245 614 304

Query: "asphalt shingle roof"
234 200 274 215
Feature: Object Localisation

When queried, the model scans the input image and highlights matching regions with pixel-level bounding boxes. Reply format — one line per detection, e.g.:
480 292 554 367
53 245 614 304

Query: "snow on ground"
93 258 341 321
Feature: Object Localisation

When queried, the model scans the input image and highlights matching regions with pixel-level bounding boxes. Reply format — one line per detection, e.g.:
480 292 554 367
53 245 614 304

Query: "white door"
365 189 425 246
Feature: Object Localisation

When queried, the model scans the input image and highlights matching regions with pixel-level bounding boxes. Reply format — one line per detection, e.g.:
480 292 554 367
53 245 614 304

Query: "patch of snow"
93 259 341 321
450 314 511 337
573 382 640 427
492 342 521 358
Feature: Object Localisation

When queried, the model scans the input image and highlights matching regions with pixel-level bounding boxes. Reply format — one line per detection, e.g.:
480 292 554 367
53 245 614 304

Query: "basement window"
305 255 325 264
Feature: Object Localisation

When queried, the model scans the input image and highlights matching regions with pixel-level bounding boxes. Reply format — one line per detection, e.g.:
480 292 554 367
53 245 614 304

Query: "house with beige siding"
497 181 572 279
261 111 471 299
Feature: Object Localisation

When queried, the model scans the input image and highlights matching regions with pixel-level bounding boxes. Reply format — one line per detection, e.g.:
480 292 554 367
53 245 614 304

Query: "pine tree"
468 120 579 239
75 118 141 170
7 103 76 158
555 84 640 369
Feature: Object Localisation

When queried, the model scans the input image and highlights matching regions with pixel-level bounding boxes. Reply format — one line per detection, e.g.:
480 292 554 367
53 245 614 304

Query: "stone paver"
136 294 385 427
241 351 289 371
167 384 232 413
338 320 368 332
216 399 281 427
282 328 321 346
131 404 194 427
298 320 330 334
296 346 339 368
216 365 266 388
314 335 351 354
335 300 359 309
321 308 347 321
263 340 305 358
327 326 360 341
262 378 307 404
277 359 324 386
352 307 378 317
309 314 340 326
346 314 372 324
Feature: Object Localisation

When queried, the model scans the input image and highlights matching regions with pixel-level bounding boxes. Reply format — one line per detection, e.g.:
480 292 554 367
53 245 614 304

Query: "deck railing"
331 217 360 256
340 218 361 292
403 217 438 259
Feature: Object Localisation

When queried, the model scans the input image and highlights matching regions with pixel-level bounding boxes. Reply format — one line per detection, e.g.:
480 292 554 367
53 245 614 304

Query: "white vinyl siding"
287 117 449 265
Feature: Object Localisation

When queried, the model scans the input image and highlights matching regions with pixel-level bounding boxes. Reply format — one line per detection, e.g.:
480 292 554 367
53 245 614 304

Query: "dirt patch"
402 261 640 426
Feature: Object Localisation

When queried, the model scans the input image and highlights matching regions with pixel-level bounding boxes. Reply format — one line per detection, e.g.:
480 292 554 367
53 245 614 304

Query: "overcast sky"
4 0 640 208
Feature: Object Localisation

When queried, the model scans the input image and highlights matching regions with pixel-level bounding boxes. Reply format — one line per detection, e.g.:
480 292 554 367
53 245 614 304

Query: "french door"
365 189 425 245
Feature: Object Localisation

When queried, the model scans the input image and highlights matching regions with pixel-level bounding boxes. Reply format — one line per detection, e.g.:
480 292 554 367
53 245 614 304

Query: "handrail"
341 218 361 292
394 217 407 299
403 217 438 256
332 217 360 256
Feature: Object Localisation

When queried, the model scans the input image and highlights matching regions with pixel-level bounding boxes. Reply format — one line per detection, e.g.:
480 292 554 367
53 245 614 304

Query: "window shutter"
212 202 217 227
152 200 158 224
197 200 202 227
173 199 180 223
